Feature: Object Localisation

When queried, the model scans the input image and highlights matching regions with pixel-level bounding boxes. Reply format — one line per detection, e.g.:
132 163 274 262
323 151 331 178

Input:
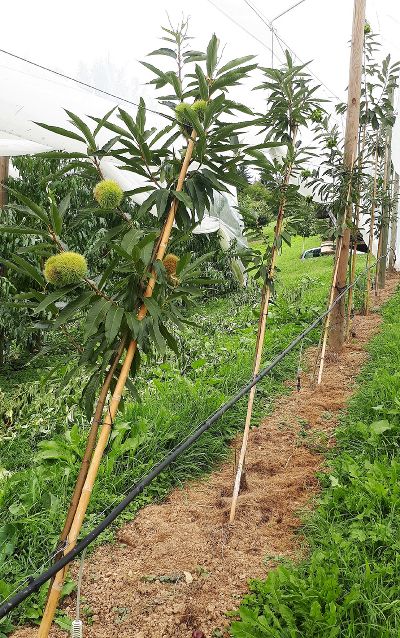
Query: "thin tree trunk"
38 131 197 637
229 132 297 523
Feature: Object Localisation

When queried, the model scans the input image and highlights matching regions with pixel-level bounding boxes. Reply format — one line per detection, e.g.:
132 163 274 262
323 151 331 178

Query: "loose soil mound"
12 274 400 638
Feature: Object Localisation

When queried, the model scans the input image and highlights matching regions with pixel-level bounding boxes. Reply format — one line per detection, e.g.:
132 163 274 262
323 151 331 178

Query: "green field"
0 235 363 631
231 285 400 638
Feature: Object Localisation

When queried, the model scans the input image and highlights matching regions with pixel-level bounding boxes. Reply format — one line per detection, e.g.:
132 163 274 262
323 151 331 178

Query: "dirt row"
13 273 400 638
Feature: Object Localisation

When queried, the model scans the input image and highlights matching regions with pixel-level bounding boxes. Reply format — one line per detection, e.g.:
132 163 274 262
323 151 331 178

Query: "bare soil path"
13 274 400 638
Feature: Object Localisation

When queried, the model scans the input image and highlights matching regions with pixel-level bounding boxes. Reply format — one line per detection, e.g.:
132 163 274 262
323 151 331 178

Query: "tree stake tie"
70 548 87 638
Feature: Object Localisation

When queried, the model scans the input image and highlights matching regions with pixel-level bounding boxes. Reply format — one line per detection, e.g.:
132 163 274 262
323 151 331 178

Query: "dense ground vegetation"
231 286 400 638
0 236 347 632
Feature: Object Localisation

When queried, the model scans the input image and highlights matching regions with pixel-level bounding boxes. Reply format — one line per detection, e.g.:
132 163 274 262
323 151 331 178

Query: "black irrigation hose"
0 249 392 619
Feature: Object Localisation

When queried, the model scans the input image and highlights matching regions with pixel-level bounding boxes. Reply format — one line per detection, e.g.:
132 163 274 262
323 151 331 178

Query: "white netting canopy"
1 0 400 270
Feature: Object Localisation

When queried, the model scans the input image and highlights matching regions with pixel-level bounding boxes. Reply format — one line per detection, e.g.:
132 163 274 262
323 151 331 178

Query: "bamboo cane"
317 237 343 385
57 337 126 549
38 131 197 637
364 138 379 315
229 142 296 524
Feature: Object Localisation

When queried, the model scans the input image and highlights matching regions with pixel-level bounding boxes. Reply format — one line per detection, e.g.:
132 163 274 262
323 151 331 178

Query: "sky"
1 0 400 147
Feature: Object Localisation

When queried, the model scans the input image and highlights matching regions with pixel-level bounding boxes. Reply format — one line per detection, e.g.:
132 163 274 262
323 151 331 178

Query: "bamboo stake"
38 131 197 637
57 338 126 549
364 138 379 315
229 142 296 524
317 237 343 385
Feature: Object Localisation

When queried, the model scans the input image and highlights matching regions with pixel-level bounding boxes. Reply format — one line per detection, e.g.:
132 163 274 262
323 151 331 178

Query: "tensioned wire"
0 246 392 618
0 49 177 124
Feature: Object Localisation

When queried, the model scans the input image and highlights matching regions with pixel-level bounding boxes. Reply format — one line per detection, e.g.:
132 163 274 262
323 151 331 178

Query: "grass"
0 235 360 632
230 286 400 638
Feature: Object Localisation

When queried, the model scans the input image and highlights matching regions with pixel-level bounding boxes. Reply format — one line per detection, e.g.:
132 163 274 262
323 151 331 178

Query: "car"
301 246 368 260
301 247 322 259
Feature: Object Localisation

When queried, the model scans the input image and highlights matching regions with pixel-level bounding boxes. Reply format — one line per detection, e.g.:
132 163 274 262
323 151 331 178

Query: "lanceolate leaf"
34 122 87 143
206 34 218 77
53 292 94 331
105 305 125 343
84 298 112 341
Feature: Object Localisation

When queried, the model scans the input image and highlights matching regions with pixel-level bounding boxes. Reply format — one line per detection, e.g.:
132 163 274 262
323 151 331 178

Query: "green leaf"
217 55 256 75
6 186 49 225
53 291 93 330
0 225 48 237
370 420 393 435
9 254 45 287
84 298 111 341
64 109 96 149
148 47 177 59
121 227 143 253
172 190 193 210
143 297 160 318
195 64 209 100
206 34 219 77
151 320 166 356
34 122 87 143
105 305 124 343
136 97 146 135
34 287 77 314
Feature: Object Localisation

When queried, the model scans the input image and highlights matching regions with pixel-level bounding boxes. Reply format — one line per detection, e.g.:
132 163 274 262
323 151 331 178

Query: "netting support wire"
0 248 391 620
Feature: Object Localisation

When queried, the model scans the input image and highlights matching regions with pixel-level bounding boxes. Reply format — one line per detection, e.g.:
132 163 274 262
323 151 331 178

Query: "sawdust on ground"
12 274 400 638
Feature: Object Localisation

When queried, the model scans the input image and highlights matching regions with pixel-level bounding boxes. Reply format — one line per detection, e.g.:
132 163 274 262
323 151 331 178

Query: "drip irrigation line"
0 248 391 619
0 48 176 124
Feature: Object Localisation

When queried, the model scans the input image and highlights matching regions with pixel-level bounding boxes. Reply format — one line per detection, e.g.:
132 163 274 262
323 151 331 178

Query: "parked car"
301 246 368 260
301 247 322 259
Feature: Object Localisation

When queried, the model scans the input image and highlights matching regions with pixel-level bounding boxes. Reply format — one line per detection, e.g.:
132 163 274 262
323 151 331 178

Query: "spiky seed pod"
364 22 371 34
311 108 323 123
175 102 192 124
163 253 179 276
93 179 123 209
44 252 88 287
327 137 337 149
191 99 207 120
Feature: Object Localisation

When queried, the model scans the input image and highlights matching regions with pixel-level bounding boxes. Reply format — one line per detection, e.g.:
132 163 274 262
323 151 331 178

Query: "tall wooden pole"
0 157 9 208
389 172 399 271
377 94 393 289
328 0 366 352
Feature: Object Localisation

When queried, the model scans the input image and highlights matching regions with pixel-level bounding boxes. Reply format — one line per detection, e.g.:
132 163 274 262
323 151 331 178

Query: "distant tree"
238 181 273 229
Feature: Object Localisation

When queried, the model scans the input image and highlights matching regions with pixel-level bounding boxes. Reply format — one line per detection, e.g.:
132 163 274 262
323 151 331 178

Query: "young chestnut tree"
230 51 324 522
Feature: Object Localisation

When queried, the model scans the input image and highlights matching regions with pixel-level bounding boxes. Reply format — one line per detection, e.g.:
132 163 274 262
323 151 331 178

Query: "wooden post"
377 101 393 288
389 172 399 271
328 0 366 352
38 132 197 636
0 157 9 209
